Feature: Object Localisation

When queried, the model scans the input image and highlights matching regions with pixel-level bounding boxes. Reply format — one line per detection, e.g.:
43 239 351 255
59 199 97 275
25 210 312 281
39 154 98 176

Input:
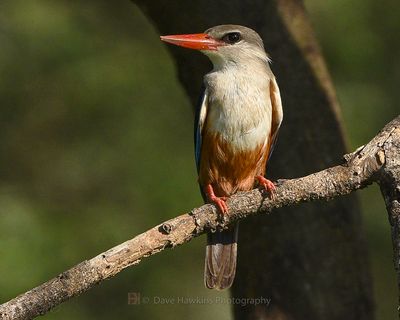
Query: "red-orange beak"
160 33 224 51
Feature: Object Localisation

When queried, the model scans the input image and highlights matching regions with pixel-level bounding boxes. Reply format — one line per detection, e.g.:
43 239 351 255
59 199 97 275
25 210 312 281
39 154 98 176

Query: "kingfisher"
161 25 283 290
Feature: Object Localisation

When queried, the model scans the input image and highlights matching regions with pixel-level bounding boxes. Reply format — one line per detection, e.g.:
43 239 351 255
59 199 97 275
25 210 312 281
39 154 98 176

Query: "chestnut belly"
199 131 270 196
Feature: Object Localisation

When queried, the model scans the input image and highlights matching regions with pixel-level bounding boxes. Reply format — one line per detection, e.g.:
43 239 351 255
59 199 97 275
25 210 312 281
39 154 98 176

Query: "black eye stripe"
222 32 242 44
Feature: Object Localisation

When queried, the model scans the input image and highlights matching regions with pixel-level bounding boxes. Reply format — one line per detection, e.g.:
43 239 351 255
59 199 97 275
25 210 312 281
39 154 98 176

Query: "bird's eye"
222 32 241 44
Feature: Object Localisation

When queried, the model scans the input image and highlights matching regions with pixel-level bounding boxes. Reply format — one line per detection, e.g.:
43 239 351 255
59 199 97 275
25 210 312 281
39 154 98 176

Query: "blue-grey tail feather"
204 223 239 290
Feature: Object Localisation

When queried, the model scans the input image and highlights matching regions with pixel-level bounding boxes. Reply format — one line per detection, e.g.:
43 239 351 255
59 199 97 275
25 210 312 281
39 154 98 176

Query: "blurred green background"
0 1 398 319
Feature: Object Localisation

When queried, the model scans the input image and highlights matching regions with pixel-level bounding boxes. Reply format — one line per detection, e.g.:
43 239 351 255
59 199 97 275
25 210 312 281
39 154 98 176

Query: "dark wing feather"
194 86 208 173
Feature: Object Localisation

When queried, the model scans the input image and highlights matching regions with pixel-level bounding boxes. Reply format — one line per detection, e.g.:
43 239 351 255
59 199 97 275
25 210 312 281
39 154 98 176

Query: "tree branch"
0 115 399 320
377 119 400 316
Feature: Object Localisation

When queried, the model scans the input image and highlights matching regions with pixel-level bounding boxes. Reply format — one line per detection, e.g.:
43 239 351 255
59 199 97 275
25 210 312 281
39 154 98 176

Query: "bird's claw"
210 195 228 214
204 184 229 214
256 175 276 198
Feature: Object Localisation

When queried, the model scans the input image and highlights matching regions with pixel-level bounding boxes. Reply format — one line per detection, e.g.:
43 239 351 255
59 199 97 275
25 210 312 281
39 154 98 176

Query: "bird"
160 25 283 290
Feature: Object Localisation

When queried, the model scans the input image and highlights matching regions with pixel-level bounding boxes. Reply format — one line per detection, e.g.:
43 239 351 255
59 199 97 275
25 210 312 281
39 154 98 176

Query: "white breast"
205 66 272 152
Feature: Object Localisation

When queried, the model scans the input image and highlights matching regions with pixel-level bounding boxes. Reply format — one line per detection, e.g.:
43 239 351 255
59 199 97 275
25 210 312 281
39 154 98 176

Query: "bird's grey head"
203 25 269 68
160 25 269 69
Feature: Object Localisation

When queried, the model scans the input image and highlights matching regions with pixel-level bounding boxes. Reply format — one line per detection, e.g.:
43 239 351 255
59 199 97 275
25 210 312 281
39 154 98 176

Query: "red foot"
205 184 228 214
256 176 276 197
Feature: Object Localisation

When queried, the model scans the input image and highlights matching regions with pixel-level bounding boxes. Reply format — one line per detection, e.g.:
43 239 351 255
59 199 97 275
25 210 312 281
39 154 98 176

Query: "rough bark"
378 124 400 316
0 115 398 320
133 0 374 319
